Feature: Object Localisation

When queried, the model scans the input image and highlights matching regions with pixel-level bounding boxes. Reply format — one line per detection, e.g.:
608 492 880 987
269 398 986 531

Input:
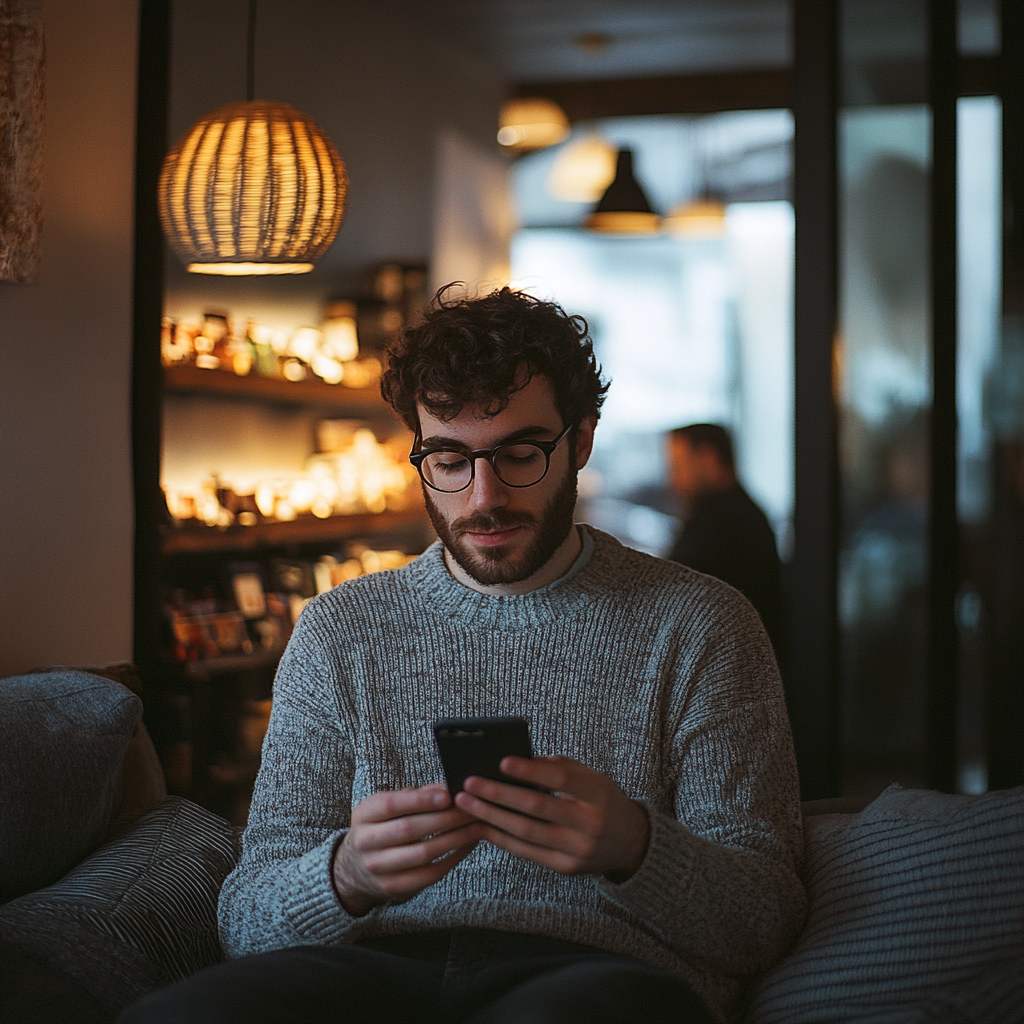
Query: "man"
666 424 787 668
122 289 805 1024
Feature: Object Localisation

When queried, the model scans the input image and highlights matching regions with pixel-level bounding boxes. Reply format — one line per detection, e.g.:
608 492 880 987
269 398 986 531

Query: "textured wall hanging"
0 0 44 283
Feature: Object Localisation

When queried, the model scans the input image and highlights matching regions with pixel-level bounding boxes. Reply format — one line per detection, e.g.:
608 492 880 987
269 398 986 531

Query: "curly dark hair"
380 285 609 431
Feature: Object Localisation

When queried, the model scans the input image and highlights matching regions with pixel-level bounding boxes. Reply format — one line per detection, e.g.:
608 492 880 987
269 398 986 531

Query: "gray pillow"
0 796 241 1019
0 670 141 902
747 784 1024 1024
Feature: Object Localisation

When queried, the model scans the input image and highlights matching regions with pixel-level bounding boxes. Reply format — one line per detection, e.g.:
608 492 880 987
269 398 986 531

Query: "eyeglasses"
409 422 575 493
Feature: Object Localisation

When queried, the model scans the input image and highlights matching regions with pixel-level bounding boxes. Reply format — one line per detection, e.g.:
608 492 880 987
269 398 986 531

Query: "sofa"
0 669 240 1023
1 668 1021 1024
746 787 1024 1023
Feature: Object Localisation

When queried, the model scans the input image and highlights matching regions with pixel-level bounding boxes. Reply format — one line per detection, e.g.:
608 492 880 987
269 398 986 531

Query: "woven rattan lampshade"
159 101 347 275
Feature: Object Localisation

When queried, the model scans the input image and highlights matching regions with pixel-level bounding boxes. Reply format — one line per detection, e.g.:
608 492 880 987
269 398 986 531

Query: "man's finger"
498 755 607 801
357 806 477 851
454 790 581 853
364 822 485 873
459 775 584 829
377 839 480 899
474 824 583 875
354 785 450 824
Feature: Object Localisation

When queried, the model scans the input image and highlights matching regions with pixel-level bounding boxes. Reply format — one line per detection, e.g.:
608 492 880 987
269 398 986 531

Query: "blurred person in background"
666 424 786 669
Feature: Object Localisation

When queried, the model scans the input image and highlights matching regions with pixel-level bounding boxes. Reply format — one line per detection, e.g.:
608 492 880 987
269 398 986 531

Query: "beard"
424 465 579 586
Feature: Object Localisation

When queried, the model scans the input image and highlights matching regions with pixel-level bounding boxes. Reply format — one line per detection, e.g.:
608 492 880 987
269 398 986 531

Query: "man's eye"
430 454 469 472
499 446 542 464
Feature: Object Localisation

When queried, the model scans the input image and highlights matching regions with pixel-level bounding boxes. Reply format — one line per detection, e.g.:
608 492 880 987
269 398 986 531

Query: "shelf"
161 501 429 555
163 364 391 413
176 645 287 682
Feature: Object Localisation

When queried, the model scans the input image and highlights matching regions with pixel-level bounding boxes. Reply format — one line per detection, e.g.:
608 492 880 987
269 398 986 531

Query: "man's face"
667 435 727 502
416 375 595 586
668 434 700 501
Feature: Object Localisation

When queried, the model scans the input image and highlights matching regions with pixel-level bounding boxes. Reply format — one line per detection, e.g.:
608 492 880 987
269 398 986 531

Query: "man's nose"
467 457 509 511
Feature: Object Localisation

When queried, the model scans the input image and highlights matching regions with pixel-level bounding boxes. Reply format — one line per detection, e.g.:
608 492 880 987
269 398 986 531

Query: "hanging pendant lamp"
497 97 570 151
585 149 661 234
665 152 726 239
665 197 726 238
158 2 347 275
546 133 617 202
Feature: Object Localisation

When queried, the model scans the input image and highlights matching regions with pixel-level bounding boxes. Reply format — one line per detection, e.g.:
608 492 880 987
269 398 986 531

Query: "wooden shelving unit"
161 362 426 556
157 353 429 825
161 500 428 555
163 363 391 412
175 645 288 682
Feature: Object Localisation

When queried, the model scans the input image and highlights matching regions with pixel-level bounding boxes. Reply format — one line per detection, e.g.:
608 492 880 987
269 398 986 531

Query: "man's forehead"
416 376 560 437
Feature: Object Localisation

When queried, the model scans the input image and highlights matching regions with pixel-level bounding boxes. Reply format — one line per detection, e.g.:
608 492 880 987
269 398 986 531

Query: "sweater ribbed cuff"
597 803 697 931
281 829 375 944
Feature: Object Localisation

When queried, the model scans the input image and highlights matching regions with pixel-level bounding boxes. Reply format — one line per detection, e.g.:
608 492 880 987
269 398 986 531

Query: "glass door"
837 0 932 794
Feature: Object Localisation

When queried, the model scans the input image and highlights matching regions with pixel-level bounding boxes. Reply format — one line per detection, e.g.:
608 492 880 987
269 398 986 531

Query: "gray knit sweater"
219 527 807 1022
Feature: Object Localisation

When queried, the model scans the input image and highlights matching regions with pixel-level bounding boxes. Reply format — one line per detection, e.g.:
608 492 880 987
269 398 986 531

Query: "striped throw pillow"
747 785 1024 1024
0 797 240 1017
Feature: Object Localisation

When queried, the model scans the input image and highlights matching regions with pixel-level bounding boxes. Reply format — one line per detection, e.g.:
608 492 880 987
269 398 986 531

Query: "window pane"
510 112 794 559
956 95 1001 794
838 0 931 795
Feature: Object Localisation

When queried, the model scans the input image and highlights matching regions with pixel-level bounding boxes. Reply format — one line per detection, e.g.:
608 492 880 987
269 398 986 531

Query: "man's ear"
575 415 598 469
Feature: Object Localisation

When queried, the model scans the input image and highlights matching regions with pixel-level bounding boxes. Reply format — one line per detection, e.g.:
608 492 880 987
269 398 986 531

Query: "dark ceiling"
439 0 791 83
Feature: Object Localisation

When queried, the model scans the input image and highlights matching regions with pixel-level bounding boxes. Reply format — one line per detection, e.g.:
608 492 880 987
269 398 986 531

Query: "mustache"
451 509 537 535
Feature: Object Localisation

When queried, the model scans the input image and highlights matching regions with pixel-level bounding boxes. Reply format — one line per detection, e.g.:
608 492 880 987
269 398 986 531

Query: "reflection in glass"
956 95 1001 794
838 0 931 794
839 2 1013 795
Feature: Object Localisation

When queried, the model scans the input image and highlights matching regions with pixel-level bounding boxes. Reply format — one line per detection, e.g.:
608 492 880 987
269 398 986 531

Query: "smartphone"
433 716 535 795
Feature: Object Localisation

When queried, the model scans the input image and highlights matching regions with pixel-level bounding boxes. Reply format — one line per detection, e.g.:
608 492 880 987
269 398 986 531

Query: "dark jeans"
117 928 716 1024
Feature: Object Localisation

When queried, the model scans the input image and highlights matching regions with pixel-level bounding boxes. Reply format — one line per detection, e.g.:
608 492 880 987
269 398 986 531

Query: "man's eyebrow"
420 425 559 450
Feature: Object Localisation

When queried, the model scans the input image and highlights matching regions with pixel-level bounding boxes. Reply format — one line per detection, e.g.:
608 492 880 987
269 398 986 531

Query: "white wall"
0 0 139 675
432 129 517 296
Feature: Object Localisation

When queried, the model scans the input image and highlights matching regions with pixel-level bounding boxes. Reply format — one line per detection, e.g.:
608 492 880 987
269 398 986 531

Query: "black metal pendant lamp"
586 149 661 234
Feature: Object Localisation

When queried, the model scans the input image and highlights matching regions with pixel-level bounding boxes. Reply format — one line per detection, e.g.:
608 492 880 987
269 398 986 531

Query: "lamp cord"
246 0 257 102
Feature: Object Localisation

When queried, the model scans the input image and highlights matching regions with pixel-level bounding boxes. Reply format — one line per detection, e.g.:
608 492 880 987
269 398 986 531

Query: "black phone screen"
433 716 534 794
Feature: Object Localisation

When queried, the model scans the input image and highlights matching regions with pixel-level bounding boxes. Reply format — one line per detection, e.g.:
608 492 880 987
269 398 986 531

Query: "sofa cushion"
112 719 168 820
0 670 141 902
24 662 169 820
747 784 1024 1024
0 796 241 1020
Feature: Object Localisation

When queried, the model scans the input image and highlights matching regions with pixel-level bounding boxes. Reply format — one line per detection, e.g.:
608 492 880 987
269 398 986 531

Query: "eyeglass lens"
420 443 549 492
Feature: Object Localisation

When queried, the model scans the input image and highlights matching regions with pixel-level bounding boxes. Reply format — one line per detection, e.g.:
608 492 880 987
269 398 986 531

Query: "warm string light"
163 428 419 529
161 307 380 389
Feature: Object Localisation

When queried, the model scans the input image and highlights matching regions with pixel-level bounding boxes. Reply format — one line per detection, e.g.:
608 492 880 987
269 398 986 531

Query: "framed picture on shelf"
230 567 267 620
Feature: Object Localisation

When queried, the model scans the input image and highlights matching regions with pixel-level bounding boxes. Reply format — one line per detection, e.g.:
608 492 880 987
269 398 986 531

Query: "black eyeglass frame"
409 421 575 493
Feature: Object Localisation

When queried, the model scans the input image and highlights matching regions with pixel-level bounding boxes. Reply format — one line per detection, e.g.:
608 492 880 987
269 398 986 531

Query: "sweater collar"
406 525 601 630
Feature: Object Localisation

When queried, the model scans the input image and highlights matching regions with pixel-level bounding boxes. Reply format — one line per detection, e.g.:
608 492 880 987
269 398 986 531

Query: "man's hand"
455 756 650 882
332 785 483 917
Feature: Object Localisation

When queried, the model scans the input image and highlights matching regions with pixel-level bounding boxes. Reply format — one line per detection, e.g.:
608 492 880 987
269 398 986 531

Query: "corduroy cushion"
747 784 1024 1024
0 797 241 1021
0 670 141 903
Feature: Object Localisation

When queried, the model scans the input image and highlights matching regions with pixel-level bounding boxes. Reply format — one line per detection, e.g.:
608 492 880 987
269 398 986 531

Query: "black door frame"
790 0 1011 797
